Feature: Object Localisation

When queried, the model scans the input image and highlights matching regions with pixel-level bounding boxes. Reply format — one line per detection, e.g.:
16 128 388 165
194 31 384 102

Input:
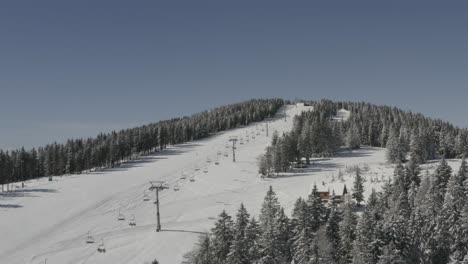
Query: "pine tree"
446 158 468 261
405 153 422 187
426 158 453 214
298 122 313 164
275 208 292 262
352 210 377 264
227 204 251 264
352 168 365 205
326 205 342 263
377 242 405 264
409 131 425 163
338 204 357 264
245 218 261 263
291 198 314 264
183 234 213 264
346 124 361 150
258 154 269 178
258 186 282 264
211 210 234 263
386 127 406 163
308 184 326 231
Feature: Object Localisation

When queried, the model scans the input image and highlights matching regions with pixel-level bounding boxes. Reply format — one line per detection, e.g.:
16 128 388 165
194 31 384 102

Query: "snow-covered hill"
1 104 459 264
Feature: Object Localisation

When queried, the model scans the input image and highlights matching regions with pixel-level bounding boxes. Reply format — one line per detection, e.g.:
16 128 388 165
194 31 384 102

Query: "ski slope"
0 104 443 264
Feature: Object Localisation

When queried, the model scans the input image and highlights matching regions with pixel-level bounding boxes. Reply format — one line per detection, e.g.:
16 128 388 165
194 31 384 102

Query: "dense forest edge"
259 99 468 177
0 98 285 188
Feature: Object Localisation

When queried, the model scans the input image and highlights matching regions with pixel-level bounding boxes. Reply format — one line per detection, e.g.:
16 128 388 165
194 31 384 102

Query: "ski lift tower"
265 117 272 137
149 181 169 232
229 136 238 162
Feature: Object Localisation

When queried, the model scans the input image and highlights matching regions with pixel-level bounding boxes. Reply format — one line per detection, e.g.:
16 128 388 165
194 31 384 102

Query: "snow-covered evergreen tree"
326 202 342 263
386 126 407 163
338 204 357 264
346 124 361 150
227 204 251 264
211 210 234 263
377 242 404 264
352 168 365 205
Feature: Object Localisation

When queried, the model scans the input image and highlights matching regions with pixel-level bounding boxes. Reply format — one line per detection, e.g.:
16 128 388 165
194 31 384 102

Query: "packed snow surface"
2 104 458 264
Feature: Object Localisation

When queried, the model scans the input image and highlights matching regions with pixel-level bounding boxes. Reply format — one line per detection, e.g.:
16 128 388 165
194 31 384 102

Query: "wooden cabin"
317 184 348 205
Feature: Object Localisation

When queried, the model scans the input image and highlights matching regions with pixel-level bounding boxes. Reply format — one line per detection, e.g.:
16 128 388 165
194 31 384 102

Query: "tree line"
0 99 285 189
258 99 468 177
184 158 468 264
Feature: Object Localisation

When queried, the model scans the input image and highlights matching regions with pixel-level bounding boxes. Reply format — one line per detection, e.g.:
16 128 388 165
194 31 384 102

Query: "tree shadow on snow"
90 145 199 175
336 149 373 158
161 229 208 235
0 203 23 209
0 188 57 198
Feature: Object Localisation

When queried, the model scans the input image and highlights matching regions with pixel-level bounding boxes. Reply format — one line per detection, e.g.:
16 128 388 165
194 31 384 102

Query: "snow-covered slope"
0 104 441 264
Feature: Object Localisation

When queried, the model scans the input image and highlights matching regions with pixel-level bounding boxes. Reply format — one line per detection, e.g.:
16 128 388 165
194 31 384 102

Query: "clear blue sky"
1 0 467 150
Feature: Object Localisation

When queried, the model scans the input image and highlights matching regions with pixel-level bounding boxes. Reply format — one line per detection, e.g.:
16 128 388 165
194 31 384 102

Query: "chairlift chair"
203 167 208 173
180 172 187 180
143 193 150 201
129 215 136 226
117 210 125 221
223 152 229 157
97 239 106 253
86 231 95 244
173 184 180 191
189 176 195 182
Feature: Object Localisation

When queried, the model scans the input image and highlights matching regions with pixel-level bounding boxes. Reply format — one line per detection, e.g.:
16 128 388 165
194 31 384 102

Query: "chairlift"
173 184 180 191
117 210 125 221
97 239 106 253
203 167 208 173
86 231 95 244
129 215 136 226
143 193 150 201
194 167 200 171
180 172 187 180
206 157 212 163
215 161 220 165
225 144 230 149
223 152 229 157
189 176 195 182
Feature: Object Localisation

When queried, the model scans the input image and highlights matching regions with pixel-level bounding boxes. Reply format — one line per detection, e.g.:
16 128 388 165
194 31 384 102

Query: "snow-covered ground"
332 108 350 121
0 104 461 264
